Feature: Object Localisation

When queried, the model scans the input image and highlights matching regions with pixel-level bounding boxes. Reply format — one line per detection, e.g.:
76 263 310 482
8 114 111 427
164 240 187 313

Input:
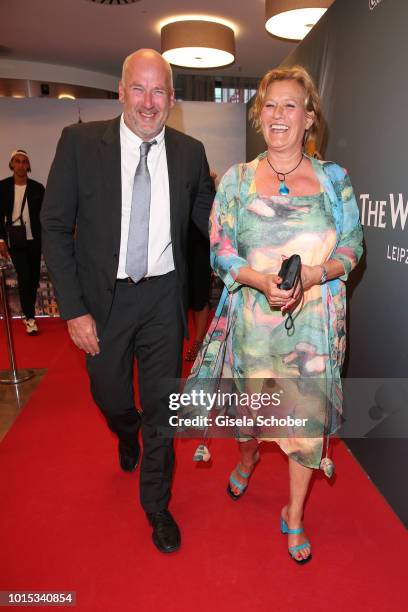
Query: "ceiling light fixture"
85 1 140 5
265 0 334 41
58 93 76 100
161 18 235 69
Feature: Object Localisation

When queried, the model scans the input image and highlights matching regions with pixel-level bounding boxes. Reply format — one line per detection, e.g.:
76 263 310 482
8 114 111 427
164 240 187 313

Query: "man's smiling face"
119 52 175 141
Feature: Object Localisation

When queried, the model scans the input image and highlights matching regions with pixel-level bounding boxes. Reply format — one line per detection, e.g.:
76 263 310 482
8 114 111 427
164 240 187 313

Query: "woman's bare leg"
229 439 260 495
282 458 313 560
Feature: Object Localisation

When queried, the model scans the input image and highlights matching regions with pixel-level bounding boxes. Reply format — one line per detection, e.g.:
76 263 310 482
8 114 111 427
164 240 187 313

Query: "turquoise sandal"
280 517 312 564
226 455 259 501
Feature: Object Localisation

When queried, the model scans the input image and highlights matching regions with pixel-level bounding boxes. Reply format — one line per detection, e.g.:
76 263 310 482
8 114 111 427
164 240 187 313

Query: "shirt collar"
120 113 165 148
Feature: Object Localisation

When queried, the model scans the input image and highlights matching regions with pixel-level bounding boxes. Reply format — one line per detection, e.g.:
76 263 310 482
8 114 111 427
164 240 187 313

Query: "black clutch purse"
277 254 301 290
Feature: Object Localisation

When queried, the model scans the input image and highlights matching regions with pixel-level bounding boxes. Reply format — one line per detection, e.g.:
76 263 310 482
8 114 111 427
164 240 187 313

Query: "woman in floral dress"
188 66 363 563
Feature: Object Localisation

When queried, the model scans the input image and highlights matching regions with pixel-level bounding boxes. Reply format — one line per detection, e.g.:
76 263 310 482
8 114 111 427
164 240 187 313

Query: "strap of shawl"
310 158 347 471
314 158 344 242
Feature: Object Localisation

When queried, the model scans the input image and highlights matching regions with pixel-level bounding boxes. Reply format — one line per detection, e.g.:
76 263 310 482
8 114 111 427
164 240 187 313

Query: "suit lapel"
25 179 32 205
5 178 15 222
164 127 182 246
99 117 122 246
25 180 32 225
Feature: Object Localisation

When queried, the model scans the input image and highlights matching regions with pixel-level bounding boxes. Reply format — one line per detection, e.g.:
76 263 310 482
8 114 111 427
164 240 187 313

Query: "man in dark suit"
41 49 214 553
0 150 44 334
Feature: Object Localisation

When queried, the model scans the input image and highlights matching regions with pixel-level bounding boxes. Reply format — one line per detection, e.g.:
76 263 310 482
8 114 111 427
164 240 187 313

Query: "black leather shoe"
118 440 140 472
147 510 181 553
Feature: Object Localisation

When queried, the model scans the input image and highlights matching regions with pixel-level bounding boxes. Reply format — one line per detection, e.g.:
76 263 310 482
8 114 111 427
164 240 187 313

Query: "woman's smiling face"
260 79 314 154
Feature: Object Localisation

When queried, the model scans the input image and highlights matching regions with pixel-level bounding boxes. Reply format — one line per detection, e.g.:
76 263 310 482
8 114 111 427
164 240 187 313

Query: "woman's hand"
261 273 300 310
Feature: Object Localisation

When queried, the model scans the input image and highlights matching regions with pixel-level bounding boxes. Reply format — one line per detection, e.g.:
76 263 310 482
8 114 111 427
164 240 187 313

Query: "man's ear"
169 88 175 109
118 81 125 104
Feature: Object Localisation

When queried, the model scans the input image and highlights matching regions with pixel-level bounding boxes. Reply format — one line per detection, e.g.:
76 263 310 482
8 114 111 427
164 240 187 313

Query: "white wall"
0 98 246 185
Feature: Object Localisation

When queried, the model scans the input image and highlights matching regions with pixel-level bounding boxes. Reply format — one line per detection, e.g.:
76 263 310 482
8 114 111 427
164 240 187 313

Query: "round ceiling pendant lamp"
161 19 235 69
85 1 140 4
265 0 334 41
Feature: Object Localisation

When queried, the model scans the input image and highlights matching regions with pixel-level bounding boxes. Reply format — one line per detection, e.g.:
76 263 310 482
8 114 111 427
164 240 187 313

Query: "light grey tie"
125 140 156 283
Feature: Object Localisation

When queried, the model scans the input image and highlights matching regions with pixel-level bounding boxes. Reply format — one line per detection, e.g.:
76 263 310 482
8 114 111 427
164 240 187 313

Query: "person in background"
185 170 218 362
0 150 44 335
41 49 214 554
185 222 211 361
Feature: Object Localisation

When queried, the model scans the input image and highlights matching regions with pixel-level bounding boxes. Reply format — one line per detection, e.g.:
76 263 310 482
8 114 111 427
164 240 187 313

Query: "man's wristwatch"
319 264 328 284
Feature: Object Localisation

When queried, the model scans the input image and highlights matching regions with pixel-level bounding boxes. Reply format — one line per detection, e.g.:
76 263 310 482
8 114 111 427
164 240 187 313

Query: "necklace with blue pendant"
266 154 304 195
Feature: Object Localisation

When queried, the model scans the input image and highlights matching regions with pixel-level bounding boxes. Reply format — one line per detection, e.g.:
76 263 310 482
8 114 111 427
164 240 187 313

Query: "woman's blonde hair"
249 65 321 147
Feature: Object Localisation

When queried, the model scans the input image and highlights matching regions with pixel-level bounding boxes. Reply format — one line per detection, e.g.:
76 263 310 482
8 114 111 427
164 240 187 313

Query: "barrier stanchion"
0 262 34 384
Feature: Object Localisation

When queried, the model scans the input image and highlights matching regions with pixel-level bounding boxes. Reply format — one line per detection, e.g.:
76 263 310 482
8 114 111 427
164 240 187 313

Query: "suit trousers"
9 239 42 320
86 271 184 514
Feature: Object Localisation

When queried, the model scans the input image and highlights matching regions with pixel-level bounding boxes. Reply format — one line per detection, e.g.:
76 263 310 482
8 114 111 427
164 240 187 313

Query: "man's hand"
0 241 9 260
67 314 100 356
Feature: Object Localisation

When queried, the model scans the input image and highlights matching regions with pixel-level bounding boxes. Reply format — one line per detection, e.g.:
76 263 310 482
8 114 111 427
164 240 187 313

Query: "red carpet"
0 319 406 611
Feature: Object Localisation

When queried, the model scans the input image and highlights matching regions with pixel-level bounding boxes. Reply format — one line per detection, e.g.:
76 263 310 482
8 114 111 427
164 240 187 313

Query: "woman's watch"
319 264 328 284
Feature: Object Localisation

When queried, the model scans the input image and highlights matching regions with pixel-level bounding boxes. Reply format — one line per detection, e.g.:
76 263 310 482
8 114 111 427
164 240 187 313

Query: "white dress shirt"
13 184 33 240
117 114 174 279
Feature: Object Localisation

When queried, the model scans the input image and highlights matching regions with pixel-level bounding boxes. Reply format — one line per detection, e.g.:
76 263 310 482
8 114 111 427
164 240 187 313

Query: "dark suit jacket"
0 176 45 242
41 117 215 333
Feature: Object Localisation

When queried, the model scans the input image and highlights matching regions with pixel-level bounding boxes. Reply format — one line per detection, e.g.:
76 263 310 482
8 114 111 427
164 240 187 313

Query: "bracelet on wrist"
319 264 328 284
